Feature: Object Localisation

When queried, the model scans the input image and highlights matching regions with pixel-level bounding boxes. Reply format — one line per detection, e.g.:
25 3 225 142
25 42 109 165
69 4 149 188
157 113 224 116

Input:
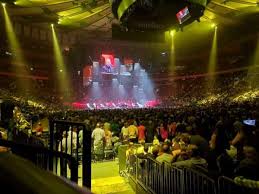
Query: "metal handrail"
0 139 78 183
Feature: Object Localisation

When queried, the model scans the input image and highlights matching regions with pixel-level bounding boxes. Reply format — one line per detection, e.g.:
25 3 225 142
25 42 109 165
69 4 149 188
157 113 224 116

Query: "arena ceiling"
1 0 259 36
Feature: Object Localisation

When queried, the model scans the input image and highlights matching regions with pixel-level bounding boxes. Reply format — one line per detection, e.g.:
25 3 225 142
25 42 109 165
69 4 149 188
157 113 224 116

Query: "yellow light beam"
2 4 30 91
248 34 259 87
207 27 218 89
51 24 71 97
169 30 176 74
3 4 25 67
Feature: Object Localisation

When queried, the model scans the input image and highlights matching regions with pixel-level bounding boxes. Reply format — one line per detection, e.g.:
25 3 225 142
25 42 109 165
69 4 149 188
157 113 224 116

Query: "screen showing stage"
176 7 191 24
100 54 116 74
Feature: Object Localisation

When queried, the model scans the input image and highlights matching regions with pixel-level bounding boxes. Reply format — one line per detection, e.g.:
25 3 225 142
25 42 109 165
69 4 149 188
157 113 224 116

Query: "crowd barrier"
218 176 259 194
182 167 216 194
49 120 92 188
118 143 152 175
164 162 183 194
128 155 259 194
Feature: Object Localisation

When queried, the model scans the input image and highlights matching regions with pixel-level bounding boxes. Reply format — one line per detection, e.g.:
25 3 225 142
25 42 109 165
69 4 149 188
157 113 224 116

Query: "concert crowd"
0 69 258 188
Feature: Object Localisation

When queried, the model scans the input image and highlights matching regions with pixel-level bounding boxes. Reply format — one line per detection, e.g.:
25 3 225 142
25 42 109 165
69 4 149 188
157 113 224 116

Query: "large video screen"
100 54 115 74
99 54 134 76
176 7 191 24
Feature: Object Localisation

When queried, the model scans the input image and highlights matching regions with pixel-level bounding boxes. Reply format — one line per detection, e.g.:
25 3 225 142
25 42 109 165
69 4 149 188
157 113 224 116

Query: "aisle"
91 160 135 194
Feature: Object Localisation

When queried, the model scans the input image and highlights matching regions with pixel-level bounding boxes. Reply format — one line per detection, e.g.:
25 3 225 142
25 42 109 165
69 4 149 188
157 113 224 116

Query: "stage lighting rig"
111 0 208 31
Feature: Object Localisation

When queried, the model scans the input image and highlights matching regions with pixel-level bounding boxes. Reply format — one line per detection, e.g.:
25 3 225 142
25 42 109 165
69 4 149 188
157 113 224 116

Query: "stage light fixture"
211 23 217 28
51 23 54 27
170 30 175 37
2 3 6 6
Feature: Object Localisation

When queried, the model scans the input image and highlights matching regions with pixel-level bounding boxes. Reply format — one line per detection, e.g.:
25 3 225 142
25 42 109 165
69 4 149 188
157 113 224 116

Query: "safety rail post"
49 119 54 171
82 124 91 188
70 157 78 183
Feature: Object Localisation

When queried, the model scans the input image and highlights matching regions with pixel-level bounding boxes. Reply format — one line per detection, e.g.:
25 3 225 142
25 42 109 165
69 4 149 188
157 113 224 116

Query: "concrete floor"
91 160 135 194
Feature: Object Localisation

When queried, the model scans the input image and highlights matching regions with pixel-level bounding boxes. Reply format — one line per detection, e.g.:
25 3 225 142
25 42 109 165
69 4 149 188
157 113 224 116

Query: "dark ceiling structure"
0 0 258 35
0 0 259 69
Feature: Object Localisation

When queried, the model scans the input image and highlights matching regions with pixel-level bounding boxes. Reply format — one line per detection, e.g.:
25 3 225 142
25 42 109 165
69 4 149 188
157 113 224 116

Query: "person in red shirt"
138 121 146 142
168 121 177 139
157 123 168 142
35 122 43 136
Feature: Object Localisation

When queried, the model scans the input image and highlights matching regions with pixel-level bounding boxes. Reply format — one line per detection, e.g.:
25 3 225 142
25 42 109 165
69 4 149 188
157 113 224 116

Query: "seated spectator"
137 145 150 159
150 146 160 159
156 144 174 163
189 133 209 158
152 135 160 145
136 140 145 154
126 142 136 161
172 145 208 169
234 146 259 180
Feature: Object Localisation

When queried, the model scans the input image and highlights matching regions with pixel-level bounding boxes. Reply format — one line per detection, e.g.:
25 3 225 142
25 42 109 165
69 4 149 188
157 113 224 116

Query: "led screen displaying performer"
101 54 115 74
124 57 134 73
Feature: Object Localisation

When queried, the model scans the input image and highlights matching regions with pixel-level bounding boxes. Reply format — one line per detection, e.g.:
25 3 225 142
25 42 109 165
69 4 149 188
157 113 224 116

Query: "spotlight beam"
207 27 218 88
2 4 30 91
3 4 25 66
248 35 259 86
51 24 70 96
169 30 176 74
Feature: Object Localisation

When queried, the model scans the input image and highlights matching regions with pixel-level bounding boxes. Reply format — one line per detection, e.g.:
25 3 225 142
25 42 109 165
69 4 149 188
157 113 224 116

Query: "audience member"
156 144 174 163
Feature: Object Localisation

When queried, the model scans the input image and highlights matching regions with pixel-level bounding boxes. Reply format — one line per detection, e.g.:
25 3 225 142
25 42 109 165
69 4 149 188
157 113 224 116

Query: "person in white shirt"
59 132 74 155
91 123 105 152
69 126 78 146
59 127 78 155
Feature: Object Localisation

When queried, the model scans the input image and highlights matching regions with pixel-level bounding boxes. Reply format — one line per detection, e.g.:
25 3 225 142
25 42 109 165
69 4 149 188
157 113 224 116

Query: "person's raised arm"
230 131 243 146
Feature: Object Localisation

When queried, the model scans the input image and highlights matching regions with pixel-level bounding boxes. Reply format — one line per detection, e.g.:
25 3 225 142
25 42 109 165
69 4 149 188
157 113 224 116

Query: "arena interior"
0 0 258 194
